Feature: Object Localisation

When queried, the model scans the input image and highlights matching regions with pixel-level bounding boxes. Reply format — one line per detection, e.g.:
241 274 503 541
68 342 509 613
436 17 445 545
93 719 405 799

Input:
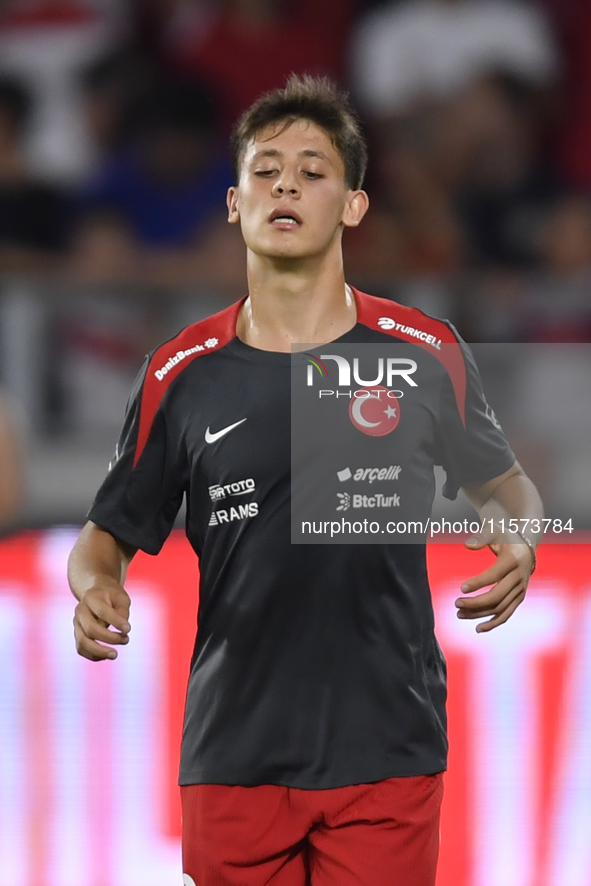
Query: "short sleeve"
434 335 515 500
87 356 188 554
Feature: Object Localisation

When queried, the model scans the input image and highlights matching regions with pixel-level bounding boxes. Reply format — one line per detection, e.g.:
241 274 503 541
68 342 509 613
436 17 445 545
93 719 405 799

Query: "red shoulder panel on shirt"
354 288 467 425
133 299 243 467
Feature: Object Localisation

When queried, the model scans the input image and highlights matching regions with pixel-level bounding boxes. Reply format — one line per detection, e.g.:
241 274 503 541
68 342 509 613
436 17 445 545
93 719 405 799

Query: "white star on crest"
384 405 397 419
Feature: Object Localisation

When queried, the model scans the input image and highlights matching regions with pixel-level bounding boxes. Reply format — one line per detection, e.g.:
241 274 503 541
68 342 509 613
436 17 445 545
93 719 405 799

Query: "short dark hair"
230 74 368 190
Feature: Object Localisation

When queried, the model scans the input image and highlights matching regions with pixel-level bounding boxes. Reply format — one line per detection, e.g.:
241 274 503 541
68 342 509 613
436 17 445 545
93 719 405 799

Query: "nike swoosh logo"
205 418 247 444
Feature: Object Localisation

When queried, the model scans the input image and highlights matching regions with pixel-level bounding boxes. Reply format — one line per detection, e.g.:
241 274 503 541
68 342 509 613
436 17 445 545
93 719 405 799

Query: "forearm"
458 465 544 631
68 521 136 602
464 464 544 547
70 522 135 660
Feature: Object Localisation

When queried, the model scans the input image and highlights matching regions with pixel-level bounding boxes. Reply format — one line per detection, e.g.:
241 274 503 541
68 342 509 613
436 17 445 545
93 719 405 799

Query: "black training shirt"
88 289 515 789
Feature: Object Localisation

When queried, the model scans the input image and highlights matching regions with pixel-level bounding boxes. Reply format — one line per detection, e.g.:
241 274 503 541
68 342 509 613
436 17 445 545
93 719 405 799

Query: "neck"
237 250 357 352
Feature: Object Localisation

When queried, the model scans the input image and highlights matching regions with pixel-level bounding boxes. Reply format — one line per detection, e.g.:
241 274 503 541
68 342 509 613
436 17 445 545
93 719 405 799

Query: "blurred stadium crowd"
0 0 590 526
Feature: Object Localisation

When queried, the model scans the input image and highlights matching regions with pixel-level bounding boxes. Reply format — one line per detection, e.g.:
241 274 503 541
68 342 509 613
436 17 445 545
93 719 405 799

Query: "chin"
253 242 310 261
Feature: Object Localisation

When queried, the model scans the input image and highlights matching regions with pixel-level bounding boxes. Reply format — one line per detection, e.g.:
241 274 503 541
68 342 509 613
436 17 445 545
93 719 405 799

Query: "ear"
227 186 240 224
342 190 369 229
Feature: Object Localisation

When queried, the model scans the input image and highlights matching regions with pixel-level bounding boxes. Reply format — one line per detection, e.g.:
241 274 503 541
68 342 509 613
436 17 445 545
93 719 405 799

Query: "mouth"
269 208 303 227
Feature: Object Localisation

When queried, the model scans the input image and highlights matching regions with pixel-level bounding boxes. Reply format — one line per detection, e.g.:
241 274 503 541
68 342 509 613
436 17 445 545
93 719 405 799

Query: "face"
227 119 368 262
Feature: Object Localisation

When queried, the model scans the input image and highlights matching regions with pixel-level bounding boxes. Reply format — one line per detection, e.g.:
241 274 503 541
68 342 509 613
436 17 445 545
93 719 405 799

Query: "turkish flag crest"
348 386 401 436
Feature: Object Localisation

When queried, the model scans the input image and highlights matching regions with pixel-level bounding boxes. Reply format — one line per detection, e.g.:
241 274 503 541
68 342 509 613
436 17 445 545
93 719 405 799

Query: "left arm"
456 461 544 632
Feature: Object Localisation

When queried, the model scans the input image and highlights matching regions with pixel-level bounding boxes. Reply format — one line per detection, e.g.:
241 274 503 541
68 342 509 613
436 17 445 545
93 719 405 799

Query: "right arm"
68 521 137 661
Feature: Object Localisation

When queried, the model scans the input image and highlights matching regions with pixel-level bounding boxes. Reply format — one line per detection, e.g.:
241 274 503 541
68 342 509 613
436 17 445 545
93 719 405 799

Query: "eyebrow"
251 148 333 164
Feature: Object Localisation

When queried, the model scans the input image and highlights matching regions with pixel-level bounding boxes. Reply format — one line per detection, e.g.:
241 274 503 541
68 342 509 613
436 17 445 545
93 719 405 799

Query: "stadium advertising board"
0 529 589 886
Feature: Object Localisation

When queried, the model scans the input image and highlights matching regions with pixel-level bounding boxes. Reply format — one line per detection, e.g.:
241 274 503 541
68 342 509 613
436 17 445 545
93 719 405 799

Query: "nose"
271 169 301 197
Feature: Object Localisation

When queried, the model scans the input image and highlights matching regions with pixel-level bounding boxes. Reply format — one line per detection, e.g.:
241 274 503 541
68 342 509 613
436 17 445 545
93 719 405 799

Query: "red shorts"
181 773 443 886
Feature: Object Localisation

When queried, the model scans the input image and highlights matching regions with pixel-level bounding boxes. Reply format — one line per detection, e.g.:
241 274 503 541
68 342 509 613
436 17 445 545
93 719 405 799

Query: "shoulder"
353 288 470 424
129 300 243 468
145 299 242 387
353 288 460 349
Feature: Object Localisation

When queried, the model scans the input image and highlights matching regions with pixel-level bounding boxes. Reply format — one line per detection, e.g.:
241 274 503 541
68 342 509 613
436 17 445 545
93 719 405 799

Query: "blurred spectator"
0 390 24 528
345 123 463 281
0 0 129 183
160 0 355 132
81 76 230 247
80 48 155 164
453 75 562 269
467 195 591 342
352 0 559 119
70 75 243 286
348 68 566 285
517 195 591 341
0 76 73 272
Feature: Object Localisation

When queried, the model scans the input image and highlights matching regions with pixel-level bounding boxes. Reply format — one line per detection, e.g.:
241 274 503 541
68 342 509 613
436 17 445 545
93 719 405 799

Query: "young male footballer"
68 75 543 886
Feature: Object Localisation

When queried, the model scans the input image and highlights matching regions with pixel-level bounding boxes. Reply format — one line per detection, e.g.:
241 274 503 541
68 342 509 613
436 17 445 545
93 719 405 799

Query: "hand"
73 579 131 661
456 537 535 633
